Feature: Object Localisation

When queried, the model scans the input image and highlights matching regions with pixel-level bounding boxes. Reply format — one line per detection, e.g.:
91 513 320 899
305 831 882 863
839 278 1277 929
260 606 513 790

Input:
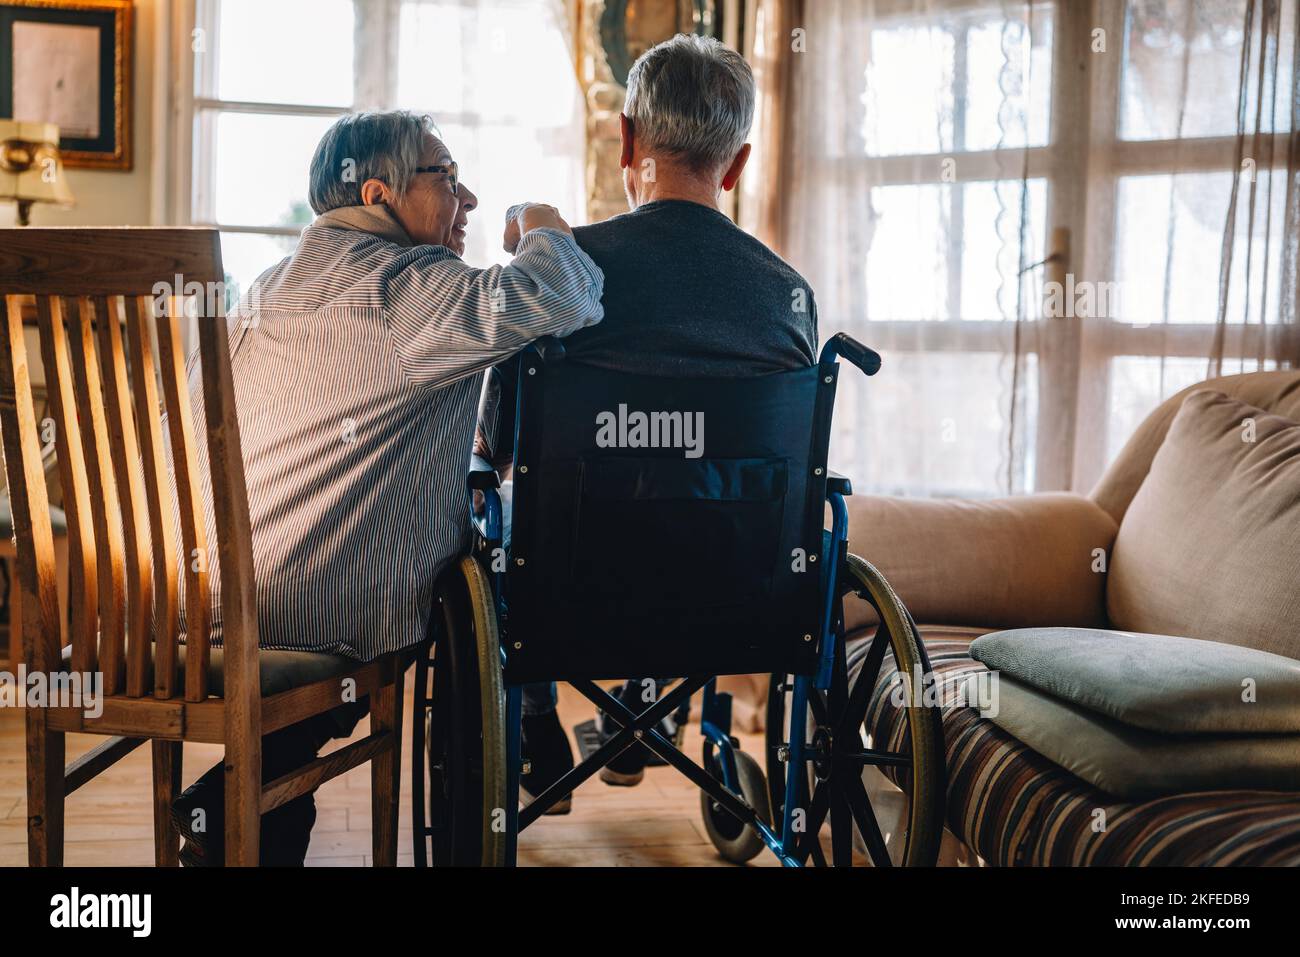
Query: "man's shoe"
596 683 649 787
598 747 646 787
179 839 208 868
171 763 224 866
521 710 575 814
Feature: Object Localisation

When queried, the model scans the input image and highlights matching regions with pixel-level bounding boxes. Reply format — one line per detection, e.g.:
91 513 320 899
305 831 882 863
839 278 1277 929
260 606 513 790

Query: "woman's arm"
382 223 604 391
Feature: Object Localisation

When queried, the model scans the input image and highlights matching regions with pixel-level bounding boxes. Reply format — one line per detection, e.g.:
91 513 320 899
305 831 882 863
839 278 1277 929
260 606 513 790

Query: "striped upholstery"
857 625 1300 866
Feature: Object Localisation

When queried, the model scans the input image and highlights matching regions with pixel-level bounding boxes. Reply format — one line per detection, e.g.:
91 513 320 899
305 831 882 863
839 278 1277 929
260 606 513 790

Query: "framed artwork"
0 0 132 170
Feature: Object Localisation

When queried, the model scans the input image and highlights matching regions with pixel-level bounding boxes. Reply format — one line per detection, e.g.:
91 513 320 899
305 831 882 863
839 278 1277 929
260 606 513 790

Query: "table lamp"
0 120 75 226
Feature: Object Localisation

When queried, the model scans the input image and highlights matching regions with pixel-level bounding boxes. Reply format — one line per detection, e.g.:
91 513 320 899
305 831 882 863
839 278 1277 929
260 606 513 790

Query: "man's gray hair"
308 110 436 214
624 34 755 172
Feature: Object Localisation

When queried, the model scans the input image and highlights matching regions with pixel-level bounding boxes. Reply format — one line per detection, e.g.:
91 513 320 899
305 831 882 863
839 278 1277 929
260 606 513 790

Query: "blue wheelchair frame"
466 334 881 868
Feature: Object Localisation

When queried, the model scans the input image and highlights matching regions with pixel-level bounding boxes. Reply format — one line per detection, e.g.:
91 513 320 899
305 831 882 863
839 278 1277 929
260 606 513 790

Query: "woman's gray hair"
308 110 436 214
624 34 755 172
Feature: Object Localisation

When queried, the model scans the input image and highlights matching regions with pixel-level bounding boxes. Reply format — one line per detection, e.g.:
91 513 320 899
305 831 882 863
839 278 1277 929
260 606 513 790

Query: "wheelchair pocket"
570 456 788 607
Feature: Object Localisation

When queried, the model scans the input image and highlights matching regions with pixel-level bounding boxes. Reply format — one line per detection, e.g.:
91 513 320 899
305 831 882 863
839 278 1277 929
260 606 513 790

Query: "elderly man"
173 110 603 865
481 35 817 806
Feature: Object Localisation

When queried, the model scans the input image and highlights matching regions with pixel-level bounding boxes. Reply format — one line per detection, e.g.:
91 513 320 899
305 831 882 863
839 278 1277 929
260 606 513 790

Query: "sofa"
848 370 1300 866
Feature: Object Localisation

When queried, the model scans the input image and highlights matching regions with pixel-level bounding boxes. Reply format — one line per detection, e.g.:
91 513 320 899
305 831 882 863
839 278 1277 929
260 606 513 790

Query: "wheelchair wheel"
420 556 508 866
765 553 944 866
700 749 770 865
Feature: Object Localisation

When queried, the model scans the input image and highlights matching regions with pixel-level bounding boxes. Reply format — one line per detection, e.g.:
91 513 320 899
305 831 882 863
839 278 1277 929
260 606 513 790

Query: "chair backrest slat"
0 228 255 707
157 298 211 701
125 295 181 699
66 295 127 695
0 297 62 675
33 295 98 675
95 294 154 697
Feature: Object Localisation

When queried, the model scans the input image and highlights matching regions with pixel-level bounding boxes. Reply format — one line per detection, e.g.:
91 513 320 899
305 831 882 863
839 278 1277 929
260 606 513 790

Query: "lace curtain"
751 0 1298 497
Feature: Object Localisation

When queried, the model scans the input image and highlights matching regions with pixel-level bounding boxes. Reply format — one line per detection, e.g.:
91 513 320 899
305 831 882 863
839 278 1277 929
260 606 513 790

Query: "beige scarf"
313 203 413 246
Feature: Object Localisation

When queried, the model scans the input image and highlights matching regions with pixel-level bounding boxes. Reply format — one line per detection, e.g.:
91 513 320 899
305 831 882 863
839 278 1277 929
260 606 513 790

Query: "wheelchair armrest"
826 470 853 496
468 454 501 491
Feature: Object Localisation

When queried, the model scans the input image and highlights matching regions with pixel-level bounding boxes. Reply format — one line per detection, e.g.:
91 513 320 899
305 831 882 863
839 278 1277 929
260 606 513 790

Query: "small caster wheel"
701 749 771 864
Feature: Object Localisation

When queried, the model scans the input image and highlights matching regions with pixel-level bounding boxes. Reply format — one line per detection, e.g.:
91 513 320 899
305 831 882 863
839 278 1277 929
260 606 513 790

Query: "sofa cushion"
969 627 1300 735
862 625 1300 865
1091 369 1300 523
975 673 1300 799
1107 390 1300 659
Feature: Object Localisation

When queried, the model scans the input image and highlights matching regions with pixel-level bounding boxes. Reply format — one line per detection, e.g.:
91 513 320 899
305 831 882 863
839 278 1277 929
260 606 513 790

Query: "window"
1091 0 1297 468
188 0 585 296
795 0 1055 496
790 0 1296 497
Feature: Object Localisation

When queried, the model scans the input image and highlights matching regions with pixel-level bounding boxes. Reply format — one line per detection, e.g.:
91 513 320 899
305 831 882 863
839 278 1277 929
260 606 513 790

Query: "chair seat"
61 642 358 697
857 624 1300 866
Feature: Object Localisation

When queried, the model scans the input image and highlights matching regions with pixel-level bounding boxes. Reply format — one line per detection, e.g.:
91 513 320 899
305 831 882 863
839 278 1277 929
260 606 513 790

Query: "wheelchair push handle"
821 333 882 376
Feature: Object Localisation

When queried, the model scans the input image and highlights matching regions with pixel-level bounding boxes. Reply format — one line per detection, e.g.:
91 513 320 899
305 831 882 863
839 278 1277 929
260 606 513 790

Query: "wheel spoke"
794 780 832 864
808 687 830 727
842 748 911 768
830 779 854 867
843 766 893 867
808 837 829 868
840 619 892 731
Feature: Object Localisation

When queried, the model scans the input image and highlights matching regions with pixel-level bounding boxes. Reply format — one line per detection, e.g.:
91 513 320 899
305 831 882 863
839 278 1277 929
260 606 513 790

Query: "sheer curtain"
765 0 1298 498
386 0 587 266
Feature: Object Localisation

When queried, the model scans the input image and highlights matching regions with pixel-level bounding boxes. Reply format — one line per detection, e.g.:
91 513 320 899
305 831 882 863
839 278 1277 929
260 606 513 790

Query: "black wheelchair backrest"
504 343 839 684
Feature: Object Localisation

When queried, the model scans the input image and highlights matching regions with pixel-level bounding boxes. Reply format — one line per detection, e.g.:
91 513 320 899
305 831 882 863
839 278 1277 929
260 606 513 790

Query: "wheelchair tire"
700 749 770 865
423 556 508 866
763 554 945 866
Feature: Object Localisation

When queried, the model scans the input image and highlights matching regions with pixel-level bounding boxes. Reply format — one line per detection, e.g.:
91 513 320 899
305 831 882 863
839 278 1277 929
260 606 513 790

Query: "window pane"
959 179 1047 320
432 122 587 267
209 0 355 107
1113 171 1288 325
829 350 1037 497
209 111 336 228
396 0 576 125
862 3 1053 156
1119 0 1296 141
394 0 587 265
218 231 297 303
962 12 1054 152
1106 356 1211 460
862 179 1045 321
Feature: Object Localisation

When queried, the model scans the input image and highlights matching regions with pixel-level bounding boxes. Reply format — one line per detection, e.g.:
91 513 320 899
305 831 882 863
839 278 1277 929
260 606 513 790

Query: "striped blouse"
180 213 604 661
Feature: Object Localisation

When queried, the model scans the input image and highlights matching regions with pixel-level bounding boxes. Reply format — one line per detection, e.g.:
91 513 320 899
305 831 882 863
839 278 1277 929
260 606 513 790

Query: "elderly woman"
172 110 604 865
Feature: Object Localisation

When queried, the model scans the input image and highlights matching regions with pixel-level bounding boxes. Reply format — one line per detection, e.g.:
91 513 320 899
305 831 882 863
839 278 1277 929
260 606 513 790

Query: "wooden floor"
0 676 789 867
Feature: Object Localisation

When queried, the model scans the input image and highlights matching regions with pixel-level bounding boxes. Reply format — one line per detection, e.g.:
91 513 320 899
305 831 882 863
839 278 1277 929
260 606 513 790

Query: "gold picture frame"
0 0 132 170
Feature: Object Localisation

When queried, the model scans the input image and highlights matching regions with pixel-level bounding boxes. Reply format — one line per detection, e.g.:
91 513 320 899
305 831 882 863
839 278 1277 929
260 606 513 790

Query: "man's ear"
619 113 635 170
720 143 752 192
359 178 391 206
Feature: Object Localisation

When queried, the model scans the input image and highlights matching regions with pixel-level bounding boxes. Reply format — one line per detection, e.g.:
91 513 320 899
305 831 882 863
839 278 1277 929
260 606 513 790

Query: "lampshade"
0 120 75 225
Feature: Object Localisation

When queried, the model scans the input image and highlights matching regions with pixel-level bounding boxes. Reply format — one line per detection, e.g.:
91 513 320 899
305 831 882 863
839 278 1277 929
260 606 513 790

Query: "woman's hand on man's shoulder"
503 203 574 254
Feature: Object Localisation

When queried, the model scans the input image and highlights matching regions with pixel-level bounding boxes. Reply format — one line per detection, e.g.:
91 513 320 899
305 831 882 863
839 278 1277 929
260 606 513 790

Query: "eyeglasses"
414 160 458 196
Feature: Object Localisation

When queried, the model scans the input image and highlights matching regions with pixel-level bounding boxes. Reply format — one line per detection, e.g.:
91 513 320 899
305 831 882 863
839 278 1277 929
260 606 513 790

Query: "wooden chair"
0 227 407 866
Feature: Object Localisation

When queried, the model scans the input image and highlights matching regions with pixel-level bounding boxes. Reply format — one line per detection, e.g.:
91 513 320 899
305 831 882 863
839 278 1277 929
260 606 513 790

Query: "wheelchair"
411 333 946 866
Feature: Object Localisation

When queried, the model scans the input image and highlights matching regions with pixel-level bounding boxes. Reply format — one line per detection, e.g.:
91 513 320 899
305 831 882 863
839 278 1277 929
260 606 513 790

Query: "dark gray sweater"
484 200 818 457
562 199 817 375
